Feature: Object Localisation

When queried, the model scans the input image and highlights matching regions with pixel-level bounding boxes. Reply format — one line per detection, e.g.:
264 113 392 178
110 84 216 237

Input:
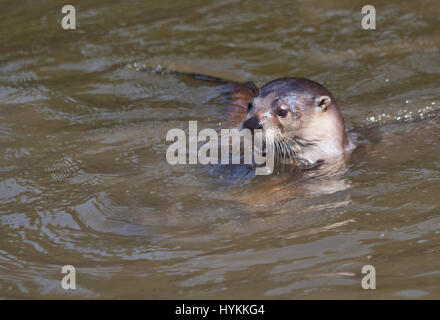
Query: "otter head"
239 77 349 165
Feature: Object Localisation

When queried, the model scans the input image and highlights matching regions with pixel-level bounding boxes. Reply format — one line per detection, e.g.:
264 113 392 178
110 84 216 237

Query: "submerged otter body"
229 77 355 166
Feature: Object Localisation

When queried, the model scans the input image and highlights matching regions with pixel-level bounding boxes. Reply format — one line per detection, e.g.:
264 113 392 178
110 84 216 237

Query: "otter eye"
247 102 252 112
278 109 288 118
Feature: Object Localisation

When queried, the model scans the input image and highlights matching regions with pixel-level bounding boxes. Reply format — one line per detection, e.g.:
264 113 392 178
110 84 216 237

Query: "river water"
1 0 440 299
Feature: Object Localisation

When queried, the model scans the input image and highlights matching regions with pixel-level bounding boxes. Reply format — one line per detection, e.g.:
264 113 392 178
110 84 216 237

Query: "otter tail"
133 63 258 127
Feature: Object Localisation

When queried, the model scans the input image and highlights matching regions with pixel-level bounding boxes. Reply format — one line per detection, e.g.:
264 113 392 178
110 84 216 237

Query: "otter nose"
243 116 263 131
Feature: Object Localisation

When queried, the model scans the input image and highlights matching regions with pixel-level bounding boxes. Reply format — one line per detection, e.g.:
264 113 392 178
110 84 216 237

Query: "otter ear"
315 96 332 111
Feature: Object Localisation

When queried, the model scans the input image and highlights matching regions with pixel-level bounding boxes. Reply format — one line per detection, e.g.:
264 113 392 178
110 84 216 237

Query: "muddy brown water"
1 0 440 299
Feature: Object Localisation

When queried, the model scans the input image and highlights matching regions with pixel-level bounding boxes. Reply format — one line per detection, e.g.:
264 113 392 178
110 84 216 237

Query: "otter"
136 64 439 169
236 77 355 167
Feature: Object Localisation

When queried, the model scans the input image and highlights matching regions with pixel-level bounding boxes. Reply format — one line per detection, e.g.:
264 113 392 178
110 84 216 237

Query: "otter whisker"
272 134 316 164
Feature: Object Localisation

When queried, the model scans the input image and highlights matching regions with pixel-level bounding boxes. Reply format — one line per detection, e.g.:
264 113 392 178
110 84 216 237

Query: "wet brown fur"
228 77 352 164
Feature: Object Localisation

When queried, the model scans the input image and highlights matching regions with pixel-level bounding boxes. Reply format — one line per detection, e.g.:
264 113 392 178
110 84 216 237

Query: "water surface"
1 0 440 299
